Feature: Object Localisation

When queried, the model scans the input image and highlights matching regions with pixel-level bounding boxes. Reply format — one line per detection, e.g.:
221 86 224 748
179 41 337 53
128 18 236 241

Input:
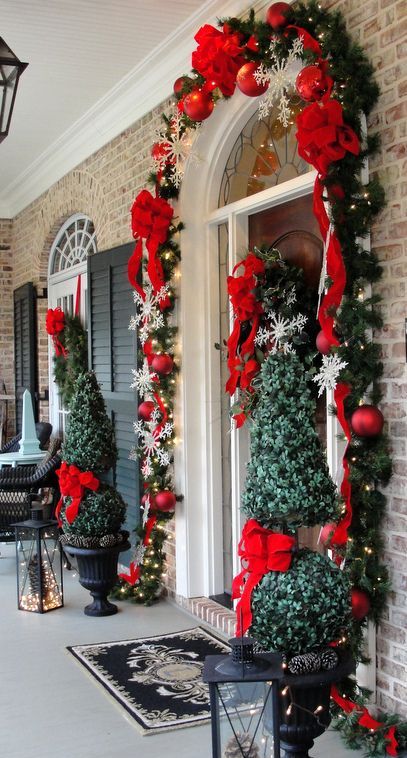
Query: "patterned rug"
67 626 229 735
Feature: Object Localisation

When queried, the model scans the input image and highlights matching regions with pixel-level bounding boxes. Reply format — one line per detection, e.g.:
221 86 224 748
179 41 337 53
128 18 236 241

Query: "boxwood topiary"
60 485 126 539
249 549 351 657
62 372 117 473
242 352 339 528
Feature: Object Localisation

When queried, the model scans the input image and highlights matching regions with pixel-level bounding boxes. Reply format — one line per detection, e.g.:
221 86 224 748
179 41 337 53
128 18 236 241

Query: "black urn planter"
65 538 130 616
279 652 354 758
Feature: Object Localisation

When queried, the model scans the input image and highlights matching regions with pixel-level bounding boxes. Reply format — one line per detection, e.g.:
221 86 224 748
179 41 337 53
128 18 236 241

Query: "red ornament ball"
154 490 176 513
266 2 292 30
151 353 174 376
173 76 188 95
296 65 330 102
236 62 269 97
316 330 331 355
319 522 337 547
351 588 371 620
138 400 155 422
183 89 214 122
351 405 384 438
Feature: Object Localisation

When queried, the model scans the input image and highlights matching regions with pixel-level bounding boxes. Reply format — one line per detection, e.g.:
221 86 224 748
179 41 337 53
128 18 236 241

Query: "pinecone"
320 648 339 671
287 652 322 675
223 732 260 758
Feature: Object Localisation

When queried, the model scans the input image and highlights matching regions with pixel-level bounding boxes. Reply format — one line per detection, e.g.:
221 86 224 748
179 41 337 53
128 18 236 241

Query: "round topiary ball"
61 484 126 539
249 549 350 657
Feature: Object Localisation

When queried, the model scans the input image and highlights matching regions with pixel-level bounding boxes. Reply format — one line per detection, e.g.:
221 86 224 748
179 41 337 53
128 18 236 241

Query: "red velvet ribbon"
55 461 99 525
74 274 81 317
119 513 157 586
331 686 398 755
232 519 296 636
128 189 173 305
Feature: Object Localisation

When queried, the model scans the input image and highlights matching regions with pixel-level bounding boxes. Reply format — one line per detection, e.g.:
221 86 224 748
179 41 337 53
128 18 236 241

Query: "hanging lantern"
203 636 284 758
0 37 28 143
13 506 63 613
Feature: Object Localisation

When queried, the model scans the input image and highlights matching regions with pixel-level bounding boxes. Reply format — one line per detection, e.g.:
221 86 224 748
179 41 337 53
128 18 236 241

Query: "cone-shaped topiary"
250 549 350 657
62 372 117 473
242 352 339 528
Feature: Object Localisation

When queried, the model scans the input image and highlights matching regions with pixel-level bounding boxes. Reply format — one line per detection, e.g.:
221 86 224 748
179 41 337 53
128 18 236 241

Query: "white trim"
0 0 270 218
48 213 96 280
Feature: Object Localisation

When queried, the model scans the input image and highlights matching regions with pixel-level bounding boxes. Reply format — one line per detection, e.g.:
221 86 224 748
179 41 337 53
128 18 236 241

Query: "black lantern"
0 37 28 143
13 507 63 613
203 637 283 758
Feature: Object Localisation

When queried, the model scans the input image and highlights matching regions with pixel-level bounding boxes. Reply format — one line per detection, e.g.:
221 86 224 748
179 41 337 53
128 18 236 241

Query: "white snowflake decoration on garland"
129 284 169 345
255 311 307 354
152 109 201 188
312 354 348 396
255 36 304 126
130 359 157 398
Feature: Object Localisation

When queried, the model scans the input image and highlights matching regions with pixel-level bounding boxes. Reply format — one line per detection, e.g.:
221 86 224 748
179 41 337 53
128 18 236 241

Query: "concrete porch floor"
0 544 364 758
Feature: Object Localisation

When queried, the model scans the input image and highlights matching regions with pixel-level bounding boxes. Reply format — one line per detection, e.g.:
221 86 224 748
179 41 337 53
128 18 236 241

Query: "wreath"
46 307 88 406
114 2 405 752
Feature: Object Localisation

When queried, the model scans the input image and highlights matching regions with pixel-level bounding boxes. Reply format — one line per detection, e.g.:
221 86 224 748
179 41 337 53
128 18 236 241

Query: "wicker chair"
0 447 61 542
0 421 53 455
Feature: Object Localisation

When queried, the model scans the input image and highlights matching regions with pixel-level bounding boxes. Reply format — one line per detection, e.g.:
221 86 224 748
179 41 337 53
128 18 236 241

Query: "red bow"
232 519 296 636
128 189 173 304
55 461 100 525
192 24 245 97
296 100 360 178
45 307 67 357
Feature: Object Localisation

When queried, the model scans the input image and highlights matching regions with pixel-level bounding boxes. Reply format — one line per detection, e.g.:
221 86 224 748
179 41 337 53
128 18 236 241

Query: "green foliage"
53 315 88 406
61 485 126 538
242 352 339 528
250 549 350 657
62 372 117 473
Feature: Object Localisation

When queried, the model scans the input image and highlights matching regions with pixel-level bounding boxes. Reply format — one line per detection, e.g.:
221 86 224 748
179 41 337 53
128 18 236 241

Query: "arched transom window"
49 214 96 276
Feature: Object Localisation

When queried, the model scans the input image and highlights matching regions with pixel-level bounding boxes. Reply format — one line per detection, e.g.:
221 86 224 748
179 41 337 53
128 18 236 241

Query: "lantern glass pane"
0 64 17 130
16 524 63 612
216 681 277 757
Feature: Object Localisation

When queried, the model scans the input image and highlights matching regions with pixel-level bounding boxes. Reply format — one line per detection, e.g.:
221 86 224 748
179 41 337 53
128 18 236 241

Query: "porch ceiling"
0 0 255 218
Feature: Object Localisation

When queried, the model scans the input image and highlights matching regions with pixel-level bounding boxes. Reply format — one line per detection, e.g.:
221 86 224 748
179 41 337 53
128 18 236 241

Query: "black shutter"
88 243 139 550
14 283 38 432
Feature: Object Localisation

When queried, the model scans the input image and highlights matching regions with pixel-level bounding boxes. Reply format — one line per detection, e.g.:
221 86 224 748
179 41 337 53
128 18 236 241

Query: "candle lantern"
13 506 63 613
203 637 283 758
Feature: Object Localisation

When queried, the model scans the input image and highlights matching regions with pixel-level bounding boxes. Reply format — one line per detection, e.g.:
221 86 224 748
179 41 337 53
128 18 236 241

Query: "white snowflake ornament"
312 354 348 396
130 360 157 398
256 37 304 127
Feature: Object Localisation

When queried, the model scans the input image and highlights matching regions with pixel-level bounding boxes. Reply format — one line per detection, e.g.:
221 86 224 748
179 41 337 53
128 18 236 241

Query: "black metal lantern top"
0 37 28 143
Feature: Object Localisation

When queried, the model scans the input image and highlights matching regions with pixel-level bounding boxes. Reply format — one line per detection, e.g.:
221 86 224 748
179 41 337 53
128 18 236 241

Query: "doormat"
67 626 230 735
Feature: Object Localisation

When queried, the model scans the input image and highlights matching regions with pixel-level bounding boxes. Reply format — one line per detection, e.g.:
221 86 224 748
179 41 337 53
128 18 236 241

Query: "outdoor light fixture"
203 636 284 758
0 37 28 143
13 506 63 613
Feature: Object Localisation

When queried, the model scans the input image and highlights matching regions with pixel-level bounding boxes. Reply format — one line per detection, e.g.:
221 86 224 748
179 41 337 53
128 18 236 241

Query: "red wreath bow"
192 24 245 97
55 461 100 525
296 99 360 177
128 189 174 305
45 307 67 357
232 519 296 636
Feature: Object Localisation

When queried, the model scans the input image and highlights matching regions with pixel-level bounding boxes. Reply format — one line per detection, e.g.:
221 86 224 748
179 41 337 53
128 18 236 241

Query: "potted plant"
57 371 129 616
234 351 353 757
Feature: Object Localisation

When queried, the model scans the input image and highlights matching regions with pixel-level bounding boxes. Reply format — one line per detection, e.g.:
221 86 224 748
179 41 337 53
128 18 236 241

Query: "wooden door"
249 193 325 551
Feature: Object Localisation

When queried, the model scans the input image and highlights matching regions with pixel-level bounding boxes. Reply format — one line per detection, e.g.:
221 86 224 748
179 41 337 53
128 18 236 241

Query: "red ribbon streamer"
55 461 99 525
232 519 296 636
119 513 158 586
331 686 399 755
74 274 81 317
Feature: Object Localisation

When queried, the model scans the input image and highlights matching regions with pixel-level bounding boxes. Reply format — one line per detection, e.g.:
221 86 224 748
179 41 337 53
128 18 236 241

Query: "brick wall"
0 219 14 440
0 0 405 712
